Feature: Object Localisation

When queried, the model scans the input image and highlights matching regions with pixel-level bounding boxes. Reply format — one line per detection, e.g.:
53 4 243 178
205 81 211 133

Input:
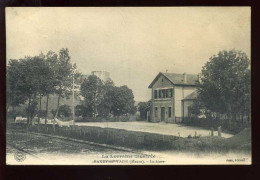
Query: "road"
6 131 136 165
76 121 233 138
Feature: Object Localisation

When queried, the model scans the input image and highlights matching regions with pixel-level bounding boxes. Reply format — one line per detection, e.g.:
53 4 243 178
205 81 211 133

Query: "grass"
170 128 251 153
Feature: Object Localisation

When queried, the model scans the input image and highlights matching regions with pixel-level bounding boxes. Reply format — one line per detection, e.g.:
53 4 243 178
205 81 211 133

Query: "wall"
182 100 194 117
174 86 196 118
150 75 175 123
151 75 173 90
151 100 175 123
149 74 196 123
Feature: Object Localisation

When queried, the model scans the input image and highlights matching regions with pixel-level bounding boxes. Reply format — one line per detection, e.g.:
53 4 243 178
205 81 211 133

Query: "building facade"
148 72 198 123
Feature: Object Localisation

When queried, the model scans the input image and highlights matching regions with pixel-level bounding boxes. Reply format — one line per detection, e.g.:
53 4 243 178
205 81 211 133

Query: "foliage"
197 50 251 119
6 59 28 108
138 101 151 120
98 79 115 117
54 48 75 109
37 110 47 118
6 48 78 125
7 56 47 124
75 104 92 118
45 50 59 95
129 106 137 115
79 76 136 118
51 104 72 118
7 107 27 120
25 98 38 120
80 75 105 119
59 105 72 118
110 85 135 116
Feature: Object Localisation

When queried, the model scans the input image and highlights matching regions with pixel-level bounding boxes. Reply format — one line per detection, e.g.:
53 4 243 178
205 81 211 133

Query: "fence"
181 116 251 134
76 115 138 122
174 117 183 123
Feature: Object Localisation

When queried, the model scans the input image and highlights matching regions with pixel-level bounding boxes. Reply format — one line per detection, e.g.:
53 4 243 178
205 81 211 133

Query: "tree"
138 101 150 120
7 57 41 125
32 53 55 124
59 105 72 118
197 49 251 125
98 79 115 117
51 104 72 119
44 50 59 124
187 99 203 117
80 75 105 119
25 98 38 121
75 104 84 118
75 104 92 119
7 48 78 127
111 85 135 116
54 48 75 116
16 56 44 125
6 59 27 111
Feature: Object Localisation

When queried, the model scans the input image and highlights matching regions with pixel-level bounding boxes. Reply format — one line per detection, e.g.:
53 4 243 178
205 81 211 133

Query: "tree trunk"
227 104 232 130
92 92 97 120
54 88 62 132
45 94 49 125
56 84 62 113
38 94 42 124
57 92 61 114
27 97 31 127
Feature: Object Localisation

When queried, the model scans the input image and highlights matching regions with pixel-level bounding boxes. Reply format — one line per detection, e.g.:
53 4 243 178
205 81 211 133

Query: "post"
218 126 222 137
211 127 214 136
72 71 75 125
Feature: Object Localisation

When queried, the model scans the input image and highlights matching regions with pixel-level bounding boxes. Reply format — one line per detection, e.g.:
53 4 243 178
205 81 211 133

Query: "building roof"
182 90 198 101
148 72 198 88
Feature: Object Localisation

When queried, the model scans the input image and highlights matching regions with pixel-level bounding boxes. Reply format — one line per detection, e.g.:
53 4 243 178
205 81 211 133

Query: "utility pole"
72 71 75 125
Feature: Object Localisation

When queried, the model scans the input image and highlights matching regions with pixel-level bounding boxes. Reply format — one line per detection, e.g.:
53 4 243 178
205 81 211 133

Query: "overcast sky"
6 7 250 101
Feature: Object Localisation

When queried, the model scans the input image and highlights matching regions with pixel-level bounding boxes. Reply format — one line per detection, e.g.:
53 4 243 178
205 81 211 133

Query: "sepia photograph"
5 7 251 165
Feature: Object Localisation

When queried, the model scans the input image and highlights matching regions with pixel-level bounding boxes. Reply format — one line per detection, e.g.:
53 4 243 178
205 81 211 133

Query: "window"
154 90 157 99
166 89 173 98
154 107 158 117
155 88 174 99
162 89 166 98
168 107 171 117
157 89 173 98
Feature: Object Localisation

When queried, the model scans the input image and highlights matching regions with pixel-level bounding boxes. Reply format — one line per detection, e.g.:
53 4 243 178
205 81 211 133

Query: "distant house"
148 72 198 123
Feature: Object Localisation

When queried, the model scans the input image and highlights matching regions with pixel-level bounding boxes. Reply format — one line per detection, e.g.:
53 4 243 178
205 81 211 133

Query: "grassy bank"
8 123 251 153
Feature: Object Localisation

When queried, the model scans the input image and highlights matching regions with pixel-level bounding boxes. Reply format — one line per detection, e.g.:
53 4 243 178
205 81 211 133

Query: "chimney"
183 73 187 83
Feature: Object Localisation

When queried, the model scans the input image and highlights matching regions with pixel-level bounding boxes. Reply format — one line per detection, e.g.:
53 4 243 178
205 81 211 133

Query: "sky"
6 7 251 102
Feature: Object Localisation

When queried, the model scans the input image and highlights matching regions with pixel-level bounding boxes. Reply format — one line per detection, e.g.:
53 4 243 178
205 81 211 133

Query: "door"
161 107 165 121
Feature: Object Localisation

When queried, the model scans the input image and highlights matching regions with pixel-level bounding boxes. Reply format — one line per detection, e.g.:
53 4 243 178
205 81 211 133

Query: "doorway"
161 107 165 121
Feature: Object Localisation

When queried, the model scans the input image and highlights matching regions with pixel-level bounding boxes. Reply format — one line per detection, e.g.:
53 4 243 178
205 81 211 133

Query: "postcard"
6 7 251 165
